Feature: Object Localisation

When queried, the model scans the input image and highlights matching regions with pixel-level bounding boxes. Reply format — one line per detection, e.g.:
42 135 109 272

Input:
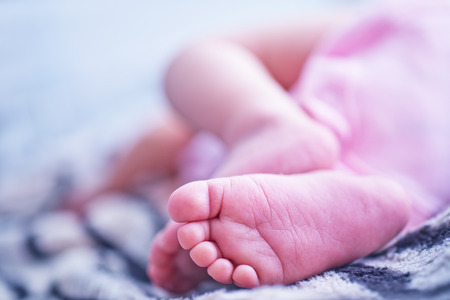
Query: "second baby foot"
148 221 208 293
149 171 410 292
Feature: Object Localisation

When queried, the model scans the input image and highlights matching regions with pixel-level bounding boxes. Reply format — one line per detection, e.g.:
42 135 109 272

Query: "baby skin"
145 21 418 292
150 172 409 292
94 18 421 293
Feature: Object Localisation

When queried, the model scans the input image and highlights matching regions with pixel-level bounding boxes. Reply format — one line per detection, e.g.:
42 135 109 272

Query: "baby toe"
232 265 260 288
168 180 211 222
169 178 229 222
190 241 222 267
177 221 210 250
207 258 234 284
155 221 183 254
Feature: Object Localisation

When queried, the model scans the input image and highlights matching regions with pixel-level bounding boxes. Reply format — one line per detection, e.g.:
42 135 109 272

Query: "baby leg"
165 40 338 177
149 171 410 292
102 112 194 192
68 112 194 212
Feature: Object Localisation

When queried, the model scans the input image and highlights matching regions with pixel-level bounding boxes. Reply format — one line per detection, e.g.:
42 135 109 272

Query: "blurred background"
0 0 368 198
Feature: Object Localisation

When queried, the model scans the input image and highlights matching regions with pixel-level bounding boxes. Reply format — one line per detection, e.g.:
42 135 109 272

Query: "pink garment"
178 1 450 219
291 1 450 217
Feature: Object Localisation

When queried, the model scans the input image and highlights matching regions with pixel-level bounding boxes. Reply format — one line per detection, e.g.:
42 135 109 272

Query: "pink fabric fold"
292 0 450 217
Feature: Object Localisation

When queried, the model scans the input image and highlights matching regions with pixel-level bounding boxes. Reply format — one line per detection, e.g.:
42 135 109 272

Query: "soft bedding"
0 174 449 299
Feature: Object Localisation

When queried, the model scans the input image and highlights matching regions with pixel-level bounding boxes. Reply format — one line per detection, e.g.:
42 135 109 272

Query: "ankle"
220 102 304 145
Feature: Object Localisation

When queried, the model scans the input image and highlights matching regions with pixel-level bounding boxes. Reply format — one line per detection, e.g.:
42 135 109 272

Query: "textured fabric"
0 169 449 299
291 0 450 219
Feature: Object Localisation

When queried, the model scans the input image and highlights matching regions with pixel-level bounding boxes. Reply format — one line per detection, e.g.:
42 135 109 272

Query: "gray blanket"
1 170 449 300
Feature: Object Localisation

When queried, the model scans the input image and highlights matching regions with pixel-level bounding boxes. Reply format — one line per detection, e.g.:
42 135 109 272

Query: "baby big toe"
207 258 234 284
168 180 211 222
177 221 210 250
190 241 222 267
233 265 260 288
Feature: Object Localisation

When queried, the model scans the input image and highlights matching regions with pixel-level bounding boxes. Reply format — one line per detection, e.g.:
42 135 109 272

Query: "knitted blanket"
1 170 449 300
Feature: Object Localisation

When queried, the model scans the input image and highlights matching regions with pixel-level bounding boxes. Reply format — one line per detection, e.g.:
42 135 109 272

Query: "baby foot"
215 113 339 177
148 221 209 293
149 171 410 292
